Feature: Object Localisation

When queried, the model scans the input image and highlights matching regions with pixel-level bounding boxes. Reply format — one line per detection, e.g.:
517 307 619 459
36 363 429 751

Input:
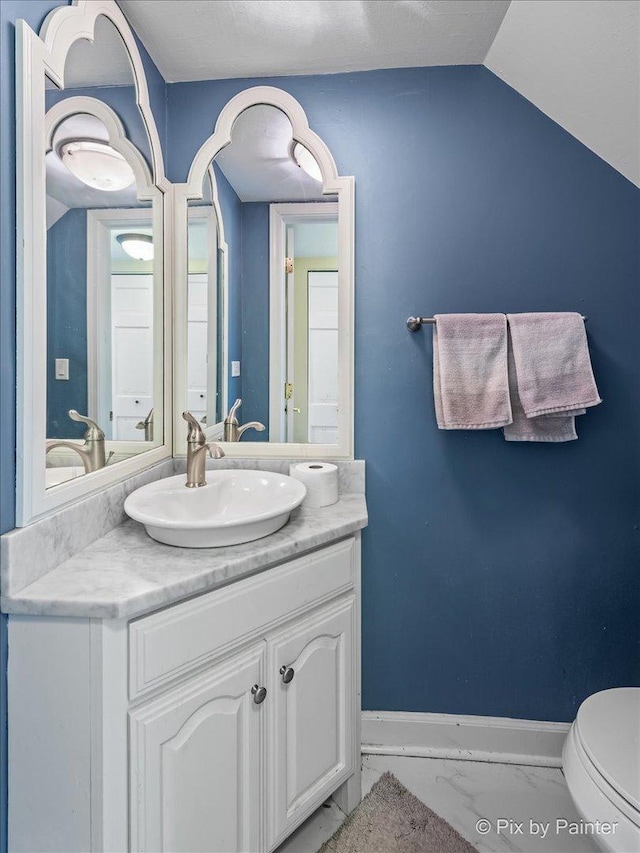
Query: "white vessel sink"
124 470 307 548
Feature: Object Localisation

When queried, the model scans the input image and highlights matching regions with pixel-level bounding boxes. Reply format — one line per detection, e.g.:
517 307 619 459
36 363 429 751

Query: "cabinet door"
130 642 266 853
268 598 355 847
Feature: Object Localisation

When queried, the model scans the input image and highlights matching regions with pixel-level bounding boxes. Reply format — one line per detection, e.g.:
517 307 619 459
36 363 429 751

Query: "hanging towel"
433 313 512 429
507 312 601 416
504 333 581 442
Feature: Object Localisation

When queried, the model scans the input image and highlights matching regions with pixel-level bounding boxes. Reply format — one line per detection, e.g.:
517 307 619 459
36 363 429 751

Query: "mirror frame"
173 86 355 459
16 0 172 525
182 166 230 441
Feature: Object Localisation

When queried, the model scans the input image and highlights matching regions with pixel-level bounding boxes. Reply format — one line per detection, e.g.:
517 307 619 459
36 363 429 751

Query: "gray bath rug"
319 772 478 853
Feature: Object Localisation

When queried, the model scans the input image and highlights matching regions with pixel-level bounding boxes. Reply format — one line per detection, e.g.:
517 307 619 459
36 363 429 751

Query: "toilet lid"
575 688 640 812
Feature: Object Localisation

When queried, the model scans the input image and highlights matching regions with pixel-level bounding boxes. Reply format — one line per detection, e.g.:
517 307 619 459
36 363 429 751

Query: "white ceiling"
215 104 327 201
54 13 134 88
117 0 511 81
486 0 639 187
63 1 636 189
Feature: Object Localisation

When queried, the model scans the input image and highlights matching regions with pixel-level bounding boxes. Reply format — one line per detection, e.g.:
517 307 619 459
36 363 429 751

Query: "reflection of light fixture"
116 233 154 261
57 139 135 191
293 142 322 182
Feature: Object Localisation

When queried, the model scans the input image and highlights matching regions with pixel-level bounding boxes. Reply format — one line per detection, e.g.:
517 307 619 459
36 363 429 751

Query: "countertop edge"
1 498 368 620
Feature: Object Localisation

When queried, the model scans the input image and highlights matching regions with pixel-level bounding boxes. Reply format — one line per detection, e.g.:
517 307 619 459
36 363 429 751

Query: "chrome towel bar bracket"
406 315 588 332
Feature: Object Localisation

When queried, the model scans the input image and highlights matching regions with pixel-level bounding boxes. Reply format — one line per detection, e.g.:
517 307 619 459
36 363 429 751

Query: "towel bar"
406 315 588 332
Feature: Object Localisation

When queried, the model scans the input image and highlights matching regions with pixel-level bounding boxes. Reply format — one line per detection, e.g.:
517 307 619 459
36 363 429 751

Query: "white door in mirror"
124 470 306 547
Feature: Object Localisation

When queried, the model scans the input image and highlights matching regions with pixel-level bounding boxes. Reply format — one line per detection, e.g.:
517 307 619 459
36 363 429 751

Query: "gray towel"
433 314 512 429
504 313 601 442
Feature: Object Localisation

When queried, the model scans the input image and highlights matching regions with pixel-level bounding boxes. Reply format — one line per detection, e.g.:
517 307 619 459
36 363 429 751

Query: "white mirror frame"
178 166 229 443
173 86 355 459
16 0 172 525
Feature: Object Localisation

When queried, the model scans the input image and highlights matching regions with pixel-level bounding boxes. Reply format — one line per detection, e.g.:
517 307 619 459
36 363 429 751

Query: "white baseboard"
361 711 570 768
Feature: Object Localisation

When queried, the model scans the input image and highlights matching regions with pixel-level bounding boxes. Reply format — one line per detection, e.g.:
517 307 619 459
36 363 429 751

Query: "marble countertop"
1 494 367 620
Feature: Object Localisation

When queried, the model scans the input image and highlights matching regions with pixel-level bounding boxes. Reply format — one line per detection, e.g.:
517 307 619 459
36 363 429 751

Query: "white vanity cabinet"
130 642 266 853
269 599 355 848
8 535 361 853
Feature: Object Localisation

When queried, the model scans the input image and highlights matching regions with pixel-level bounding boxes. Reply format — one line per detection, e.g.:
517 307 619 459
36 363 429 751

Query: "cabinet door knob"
279 665 295 684
251 684 267 704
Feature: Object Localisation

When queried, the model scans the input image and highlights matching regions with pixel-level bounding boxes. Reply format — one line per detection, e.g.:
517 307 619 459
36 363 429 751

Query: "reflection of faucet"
223 399 265 442
135 408 154 441
45 409 113 474
183 411 225 488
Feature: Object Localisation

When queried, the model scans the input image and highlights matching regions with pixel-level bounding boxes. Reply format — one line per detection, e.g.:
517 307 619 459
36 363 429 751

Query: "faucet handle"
182 411 206 444
236 421 266 439
206 442 225 459
68 410 105 441
225 399 243 424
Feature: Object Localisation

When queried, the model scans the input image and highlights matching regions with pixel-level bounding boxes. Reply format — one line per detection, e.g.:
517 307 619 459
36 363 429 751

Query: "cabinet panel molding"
130 642 266 853
129 538 355 700
268 597 356 848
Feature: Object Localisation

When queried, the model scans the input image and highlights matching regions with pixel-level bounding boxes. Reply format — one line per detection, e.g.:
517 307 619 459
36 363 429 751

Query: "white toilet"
563 688 640 853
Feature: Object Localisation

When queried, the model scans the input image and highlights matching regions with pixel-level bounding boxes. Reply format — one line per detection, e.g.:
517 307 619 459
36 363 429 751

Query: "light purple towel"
504 334 580 442
433 314 512 429
504 312 601 442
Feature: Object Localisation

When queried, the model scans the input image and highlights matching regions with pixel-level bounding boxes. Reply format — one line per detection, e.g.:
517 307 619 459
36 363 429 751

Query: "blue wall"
168 66 640 722
46 208 88 439
240 202 270 435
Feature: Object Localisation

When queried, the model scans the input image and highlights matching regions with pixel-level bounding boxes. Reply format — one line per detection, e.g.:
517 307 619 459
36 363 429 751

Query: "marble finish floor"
278 754 601 853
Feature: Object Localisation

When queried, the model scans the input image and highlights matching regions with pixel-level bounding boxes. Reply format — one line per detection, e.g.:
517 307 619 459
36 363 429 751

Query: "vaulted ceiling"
117 1 511 80
486 1 639 186
113 0 638 186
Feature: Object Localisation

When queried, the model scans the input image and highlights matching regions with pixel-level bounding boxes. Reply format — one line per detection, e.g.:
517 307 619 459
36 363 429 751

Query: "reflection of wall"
214 165 243 408
168 66 640 723
46 208 88 439
239 202 269 439
293 257 338 443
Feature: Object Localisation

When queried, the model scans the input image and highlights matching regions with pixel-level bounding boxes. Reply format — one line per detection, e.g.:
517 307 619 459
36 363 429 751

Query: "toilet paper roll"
289 462 339 508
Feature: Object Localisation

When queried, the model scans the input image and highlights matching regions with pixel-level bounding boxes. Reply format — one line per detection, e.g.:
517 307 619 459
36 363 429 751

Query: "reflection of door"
111 274 153 439
187 207 218 428
307 271 338 443
187 273 208 422
285 226 296 441
269 203 339 445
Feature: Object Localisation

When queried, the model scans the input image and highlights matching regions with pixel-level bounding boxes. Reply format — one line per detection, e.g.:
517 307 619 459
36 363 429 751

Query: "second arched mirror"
174 87 354 459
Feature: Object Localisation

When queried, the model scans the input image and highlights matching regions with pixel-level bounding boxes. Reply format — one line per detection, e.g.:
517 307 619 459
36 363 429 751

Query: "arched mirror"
185 167 227 432
174 87 354 459
17 2 170 523
44 101 163 488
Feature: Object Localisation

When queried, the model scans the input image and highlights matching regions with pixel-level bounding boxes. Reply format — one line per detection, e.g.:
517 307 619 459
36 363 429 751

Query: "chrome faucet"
45 410 112 474
183 411 225 488
135 408 154 441
223 399 265 442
